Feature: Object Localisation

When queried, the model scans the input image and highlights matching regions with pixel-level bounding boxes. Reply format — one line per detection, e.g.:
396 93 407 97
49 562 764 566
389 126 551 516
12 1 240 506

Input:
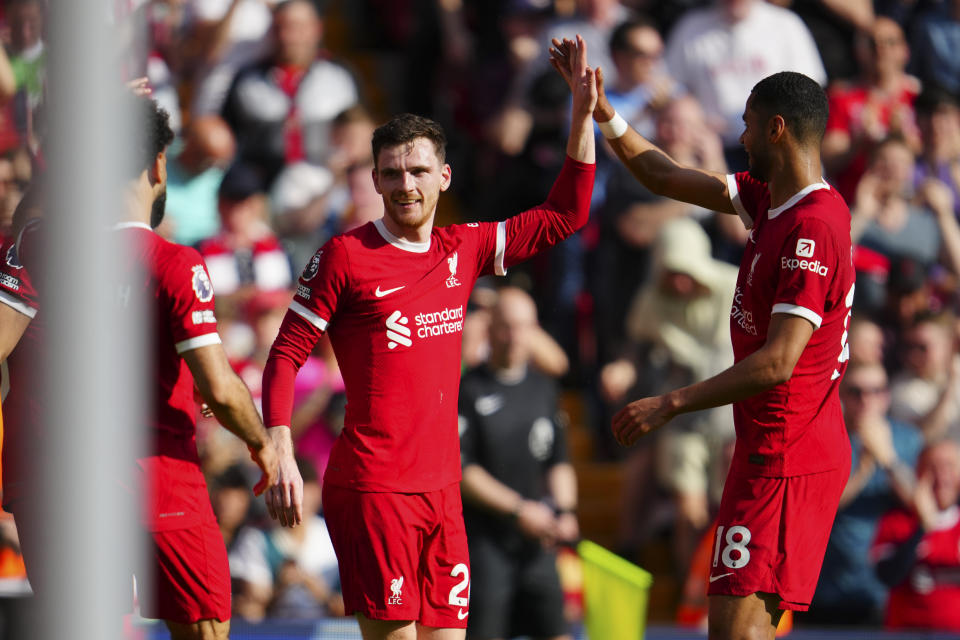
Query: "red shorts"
322 482 471 628
706 466 848 611
138 520 232 624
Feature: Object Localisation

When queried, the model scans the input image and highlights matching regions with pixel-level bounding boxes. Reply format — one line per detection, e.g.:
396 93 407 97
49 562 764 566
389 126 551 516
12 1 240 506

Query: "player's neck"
122 180 154 227
766 148 823 210
380 213 435 244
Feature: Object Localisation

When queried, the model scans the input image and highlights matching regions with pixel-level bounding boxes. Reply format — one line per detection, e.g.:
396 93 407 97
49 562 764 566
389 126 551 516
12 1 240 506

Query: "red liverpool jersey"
0 235 39 505
119 224 223 530
725 172 854 478
264 157 594 493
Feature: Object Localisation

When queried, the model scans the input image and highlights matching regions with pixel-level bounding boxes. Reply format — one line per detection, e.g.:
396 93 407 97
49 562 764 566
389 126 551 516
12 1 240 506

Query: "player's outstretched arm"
612 314 814 446
548 35 596 164
183 343 279 495
551 39 736 216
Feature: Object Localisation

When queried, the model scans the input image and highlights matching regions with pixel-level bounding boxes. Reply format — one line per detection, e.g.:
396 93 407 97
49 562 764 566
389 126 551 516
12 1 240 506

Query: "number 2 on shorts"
713 525 752 569
448 563 469 606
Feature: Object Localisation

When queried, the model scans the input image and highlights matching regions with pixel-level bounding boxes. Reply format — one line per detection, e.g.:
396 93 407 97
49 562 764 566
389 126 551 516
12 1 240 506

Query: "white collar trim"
373 218 431 253
768 180 830 219
113 222 152 231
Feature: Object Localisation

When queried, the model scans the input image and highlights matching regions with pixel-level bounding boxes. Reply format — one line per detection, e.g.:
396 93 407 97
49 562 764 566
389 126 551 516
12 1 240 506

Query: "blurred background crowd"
2 0 960 633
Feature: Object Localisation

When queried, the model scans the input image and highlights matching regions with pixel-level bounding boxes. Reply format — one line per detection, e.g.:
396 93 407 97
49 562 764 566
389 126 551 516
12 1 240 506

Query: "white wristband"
598 112 628 139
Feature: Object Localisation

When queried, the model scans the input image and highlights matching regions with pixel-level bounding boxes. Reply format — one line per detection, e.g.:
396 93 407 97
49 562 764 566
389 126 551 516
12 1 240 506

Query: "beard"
747 148 771 183
150 189 167 229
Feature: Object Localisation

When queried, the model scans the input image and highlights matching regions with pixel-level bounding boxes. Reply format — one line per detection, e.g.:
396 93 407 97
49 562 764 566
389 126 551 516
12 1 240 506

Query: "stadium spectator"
913 86 960 219
850 136 941 268
197 162 293 310
592 95 728 365
570 27 854 633
821 16 921 204
261 35 596 640
807 361 922 626
889 313 960 442
211 464 257 553
664 0 826 169
230 457 342 621
458 286 578 640
187 0 281 116
221 0 358 188
872 438 960 632
847 317 886 368
603 218 736 576
162 114 236 246
774 0 874 84
908 0 960 96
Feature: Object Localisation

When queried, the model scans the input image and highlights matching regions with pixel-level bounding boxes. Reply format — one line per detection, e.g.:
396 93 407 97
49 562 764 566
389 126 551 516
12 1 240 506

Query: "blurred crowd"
2 0 960 632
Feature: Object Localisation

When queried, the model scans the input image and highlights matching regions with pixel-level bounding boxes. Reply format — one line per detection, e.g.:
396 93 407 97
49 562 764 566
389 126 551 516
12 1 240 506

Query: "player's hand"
265 426 304 528
548 35 598 119
612 395 674 447
249 440 279 496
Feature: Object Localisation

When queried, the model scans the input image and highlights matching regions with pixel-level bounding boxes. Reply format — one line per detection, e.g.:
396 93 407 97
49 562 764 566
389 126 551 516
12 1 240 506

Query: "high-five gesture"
548 35 598 119
547 34 596 164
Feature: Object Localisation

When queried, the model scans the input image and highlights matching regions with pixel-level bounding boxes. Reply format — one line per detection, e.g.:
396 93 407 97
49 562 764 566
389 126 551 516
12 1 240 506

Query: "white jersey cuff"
494 221 507 276
771 303 822 329
175 333 222 354
290 300 329 331
726 174 753 230
0 289 37 319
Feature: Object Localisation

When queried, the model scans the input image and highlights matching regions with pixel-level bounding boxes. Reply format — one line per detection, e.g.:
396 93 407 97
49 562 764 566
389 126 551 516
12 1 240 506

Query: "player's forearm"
460 464 525 517
206 375 271 450
594 98 678 196
262 355 299 429
566 109 595 164
663 346 796 418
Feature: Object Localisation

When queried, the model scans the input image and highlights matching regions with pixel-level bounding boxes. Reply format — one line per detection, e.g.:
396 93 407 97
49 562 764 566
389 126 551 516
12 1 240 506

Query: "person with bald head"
873 438 960 631
458 287 578 640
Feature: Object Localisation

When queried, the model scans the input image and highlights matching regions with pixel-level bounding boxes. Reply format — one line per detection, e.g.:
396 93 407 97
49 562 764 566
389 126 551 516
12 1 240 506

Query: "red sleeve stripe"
174 333 221 354
0 289 37 318
494 221 506 276
290 300 329 331
726 174 752 230
771 303 822 328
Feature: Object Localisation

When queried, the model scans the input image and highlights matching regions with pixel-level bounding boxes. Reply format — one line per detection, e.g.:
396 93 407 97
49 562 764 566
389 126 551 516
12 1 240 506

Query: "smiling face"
372 137 451 238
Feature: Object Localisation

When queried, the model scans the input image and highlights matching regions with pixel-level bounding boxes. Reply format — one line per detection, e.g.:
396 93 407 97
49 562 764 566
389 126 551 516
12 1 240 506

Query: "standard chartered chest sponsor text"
415 305 464 338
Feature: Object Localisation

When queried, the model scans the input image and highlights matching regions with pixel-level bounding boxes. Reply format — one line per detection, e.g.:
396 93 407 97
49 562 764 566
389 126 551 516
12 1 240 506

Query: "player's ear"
150 151 167 187
769 115 786 143
440 163 452 192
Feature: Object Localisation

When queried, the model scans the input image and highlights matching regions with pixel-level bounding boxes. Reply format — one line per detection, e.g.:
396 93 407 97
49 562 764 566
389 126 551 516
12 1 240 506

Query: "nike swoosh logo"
375 285 405 297
709 572 734 583
457 608 468 620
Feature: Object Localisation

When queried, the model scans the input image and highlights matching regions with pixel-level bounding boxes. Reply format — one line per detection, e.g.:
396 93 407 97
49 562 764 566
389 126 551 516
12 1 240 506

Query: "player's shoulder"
795 186 851 232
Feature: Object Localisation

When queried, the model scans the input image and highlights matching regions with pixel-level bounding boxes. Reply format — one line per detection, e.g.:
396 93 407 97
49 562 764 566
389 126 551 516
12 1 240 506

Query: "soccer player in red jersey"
0 96 279 640
552 41 855 639
261 35 597 640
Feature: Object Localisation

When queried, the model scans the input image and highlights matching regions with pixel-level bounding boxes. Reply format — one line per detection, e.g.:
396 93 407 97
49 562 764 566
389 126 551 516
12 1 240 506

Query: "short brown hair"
371 113 446 168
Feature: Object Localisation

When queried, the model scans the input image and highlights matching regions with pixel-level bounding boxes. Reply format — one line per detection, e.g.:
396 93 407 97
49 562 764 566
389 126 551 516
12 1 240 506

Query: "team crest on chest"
191 264 214 303
446 251 461 288
302 250 322 281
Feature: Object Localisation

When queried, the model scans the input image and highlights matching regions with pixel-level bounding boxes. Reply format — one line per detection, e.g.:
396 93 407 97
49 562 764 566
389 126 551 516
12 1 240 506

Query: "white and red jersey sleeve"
160 246 221 355
0 236 38 321
771 218 845 329
726 171 769 230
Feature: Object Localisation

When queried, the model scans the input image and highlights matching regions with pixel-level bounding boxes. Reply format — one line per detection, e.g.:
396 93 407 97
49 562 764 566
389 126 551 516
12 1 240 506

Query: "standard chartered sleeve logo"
386 310 412 349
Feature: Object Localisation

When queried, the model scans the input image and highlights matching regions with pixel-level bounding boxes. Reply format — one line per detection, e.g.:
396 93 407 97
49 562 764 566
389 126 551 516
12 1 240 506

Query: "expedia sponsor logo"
780 256 829 276
730 286 758 336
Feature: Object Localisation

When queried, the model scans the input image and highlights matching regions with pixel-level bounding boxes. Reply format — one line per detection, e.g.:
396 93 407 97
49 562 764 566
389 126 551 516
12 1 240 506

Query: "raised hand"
548 35 597 118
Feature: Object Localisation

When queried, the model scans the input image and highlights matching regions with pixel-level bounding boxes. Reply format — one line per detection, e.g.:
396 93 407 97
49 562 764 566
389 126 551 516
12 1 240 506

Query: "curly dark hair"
127 93 174 178
749 71 828 145
371 113 446 168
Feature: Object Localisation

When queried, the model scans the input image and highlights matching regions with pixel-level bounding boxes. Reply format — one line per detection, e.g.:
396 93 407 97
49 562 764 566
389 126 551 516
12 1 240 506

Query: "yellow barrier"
578 540 653 640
